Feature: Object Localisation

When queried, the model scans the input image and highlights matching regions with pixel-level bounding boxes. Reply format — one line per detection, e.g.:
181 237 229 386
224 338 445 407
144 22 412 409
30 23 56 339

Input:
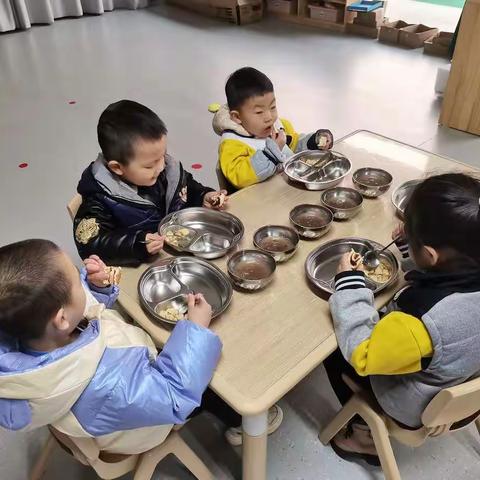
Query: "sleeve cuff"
334 271 367 291
395 239 410 258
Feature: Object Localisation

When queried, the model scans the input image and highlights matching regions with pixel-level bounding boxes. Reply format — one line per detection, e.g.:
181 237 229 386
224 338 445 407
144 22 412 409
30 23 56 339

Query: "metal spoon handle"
379 237 398 253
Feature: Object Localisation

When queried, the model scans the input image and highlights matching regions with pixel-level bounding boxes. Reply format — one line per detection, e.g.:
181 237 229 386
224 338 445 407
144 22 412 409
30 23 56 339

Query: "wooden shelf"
267 0 387 34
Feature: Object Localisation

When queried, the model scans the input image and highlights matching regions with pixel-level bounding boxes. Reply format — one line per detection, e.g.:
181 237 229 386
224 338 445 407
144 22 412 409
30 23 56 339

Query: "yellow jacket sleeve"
280 118 300 152
350 312 433 376
219 139 259 189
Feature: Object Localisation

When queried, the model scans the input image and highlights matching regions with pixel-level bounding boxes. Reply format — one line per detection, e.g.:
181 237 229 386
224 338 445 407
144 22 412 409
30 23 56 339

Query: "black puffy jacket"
74 154 213 266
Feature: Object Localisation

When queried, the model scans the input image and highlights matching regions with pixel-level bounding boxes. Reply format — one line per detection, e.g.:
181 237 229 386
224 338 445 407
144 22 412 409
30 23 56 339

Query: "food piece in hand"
349 249 363 269
156 306 185 322
103 266 122 286
212 192 226 208
318 136 328 148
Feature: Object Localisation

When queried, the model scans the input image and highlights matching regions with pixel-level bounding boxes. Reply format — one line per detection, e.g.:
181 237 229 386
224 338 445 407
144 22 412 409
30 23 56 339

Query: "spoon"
363 238 399 269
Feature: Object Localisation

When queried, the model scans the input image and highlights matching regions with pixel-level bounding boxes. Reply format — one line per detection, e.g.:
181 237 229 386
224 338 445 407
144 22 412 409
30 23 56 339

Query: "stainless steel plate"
305 237 399 295
159 207 244 259
284 150 351 191
391 180 421 219
138 257 233 325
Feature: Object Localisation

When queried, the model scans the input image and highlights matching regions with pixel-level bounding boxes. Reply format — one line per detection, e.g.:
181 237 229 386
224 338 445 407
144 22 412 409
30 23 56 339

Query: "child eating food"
324 173 480 465
211 67 334 191
74 100 228 265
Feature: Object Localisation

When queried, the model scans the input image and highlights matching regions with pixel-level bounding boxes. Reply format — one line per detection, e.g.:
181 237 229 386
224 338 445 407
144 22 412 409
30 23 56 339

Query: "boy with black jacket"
74 100 227 265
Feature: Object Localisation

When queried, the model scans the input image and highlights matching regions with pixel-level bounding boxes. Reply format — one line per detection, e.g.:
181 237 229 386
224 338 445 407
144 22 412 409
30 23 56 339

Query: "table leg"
242 411 268 480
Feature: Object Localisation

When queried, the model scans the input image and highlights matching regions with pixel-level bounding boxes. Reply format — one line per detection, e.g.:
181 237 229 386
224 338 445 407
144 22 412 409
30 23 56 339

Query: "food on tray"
348 248 392 284
103 266 122 286
259 237 294 253
349 249 363 269
164 227 194 248
212 192 226 207
155 306 184 322
365 261 392 284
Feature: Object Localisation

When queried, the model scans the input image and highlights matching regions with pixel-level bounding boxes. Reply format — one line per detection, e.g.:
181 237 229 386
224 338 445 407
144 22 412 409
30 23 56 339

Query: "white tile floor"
1 2 480 479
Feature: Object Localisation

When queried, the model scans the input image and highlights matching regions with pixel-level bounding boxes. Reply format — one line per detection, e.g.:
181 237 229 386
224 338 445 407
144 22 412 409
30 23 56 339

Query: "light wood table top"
118 130 476 416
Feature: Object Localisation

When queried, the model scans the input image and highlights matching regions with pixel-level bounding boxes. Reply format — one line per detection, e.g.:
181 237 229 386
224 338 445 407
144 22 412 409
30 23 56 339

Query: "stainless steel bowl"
253 225 300 263
227 250 276 291
352 167 393 198
289 204 334 239
159 207 244 259
391 180 421 219
305 237 399 295
284 150 352 191
321 187 363 220
138 257 232 325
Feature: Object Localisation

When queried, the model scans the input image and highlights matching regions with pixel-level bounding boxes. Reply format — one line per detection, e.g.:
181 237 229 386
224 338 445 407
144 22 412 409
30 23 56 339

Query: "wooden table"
118 130 475 480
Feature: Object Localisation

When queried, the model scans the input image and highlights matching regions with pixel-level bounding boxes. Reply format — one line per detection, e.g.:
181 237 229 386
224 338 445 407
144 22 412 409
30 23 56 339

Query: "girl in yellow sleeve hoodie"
211 67 334 191
323 173 480 466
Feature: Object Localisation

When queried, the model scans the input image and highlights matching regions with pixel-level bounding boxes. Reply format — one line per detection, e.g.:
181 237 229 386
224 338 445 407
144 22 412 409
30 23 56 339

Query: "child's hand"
271 129 287 151
145 233 164 255
84 255 110 288
316 129 334 150
392 223 406 242
203 190 229 210
336 252 364 274
187 293 212 328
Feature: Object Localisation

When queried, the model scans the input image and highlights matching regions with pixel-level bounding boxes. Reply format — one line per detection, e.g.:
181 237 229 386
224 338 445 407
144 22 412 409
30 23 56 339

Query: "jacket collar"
212 104 252 137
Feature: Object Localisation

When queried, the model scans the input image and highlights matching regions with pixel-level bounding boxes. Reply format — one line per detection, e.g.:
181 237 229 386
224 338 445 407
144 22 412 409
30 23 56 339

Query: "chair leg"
356 403 402 480
172 435 213 480
133 443 170 480
30 434 56 480
319 396 362 445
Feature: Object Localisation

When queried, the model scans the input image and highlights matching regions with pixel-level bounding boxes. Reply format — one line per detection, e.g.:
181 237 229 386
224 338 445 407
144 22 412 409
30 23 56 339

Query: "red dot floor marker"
68 100 77 105
191 163 203 170
18 163 28 168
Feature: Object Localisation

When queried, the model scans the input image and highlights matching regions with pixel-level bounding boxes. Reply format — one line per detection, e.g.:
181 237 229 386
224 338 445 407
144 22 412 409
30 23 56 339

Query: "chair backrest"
49 427 138 479
67 194 83 221
421 376 480 431
215 162 236 195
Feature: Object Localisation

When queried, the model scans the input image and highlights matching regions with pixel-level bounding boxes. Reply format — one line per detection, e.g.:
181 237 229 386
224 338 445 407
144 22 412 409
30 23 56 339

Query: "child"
74 100 228 265
211 67 334 190
324 173 480 465
0 240 282 449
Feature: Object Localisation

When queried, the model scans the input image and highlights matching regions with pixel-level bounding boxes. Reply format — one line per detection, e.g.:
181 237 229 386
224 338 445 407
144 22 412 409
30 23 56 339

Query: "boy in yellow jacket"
211 67 334 190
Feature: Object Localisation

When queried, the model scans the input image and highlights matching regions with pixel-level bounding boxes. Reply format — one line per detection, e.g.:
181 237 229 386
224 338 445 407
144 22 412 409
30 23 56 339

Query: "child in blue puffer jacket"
0 239 223 453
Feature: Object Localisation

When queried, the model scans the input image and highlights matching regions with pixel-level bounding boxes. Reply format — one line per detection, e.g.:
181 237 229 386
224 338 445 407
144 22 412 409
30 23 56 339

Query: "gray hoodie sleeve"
329 272 380 363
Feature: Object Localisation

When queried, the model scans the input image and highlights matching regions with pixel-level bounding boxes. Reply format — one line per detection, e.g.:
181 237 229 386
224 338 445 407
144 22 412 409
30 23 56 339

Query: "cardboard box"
353 8 384 27
424 32 453 58
433 31 454 47
267 0 296 15
399 24 439 49
424 39 449 58
167 0 263 25
379 20 412 44
347 22 380 39
309 4 344 23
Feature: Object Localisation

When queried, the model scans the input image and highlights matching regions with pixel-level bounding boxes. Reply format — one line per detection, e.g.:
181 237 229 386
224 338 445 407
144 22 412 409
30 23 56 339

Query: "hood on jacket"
77 154 181 208
0 310 105 431
210 103 286 138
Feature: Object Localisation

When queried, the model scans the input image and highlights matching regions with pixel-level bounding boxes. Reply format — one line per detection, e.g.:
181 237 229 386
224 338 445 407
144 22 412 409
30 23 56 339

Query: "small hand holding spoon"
363 238 399 269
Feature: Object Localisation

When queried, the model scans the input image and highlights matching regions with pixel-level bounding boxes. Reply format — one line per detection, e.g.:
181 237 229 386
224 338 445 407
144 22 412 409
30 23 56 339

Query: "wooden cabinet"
440 0 480 136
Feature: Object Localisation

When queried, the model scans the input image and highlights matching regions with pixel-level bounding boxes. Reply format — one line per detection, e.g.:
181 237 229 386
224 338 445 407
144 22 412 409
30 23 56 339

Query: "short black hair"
0 240 72 341
97 100 168 165
405 173 480 265
225 67 274 111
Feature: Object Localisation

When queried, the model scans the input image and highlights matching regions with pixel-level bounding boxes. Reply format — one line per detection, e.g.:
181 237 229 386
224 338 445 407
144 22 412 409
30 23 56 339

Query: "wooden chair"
319 374 480 480
67 193 83 221
30 427 213 480
215 162 236 195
